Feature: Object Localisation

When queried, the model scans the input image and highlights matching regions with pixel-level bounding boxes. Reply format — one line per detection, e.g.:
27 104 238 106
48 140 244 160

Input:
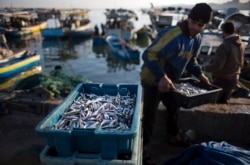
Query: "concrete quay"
178 98 250 144
157 97 250 145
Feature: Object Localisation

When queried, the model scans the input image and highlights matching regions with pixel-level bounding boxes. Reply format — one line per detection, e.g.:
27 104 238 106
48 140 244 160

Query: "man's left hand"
199 73 211 85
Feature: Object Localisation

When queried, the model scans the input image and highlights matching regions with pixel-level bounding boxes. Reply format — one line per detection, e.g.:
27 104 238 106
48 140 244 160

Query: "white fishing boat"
147 5 188 33
41 9 94 39
203 7 250 35
103 8 138 41
0 11 47 39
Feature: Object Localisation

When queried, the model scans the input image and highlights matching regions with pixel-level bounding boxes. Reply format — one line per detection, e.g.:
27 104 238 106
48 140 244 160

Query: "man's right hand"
158 75 176 92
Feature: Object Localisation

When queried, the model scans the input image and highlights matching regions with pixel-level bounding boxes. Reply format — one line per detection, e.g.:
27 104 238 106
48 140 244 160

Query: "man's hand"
158 75 176 92
199 73 211 85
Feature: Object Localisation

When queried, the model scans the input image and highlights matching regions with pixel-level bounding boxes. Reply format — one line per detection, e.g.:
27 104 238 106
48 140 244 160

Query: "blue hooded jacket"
140 20 203 85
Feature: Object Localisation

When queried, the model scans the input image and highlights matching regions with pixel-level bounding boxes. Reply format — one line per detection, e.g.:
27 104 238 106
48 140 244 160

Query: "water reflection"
4 33 149 83
7 32 42 52
91 38 141 72
106 51 140 73
92 40 109 58
42 38 92 61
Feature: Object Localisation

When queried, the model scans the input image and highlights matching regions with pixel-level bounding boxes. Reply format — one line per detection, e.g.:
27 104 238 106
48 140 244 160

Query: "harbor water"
5 8 249 85
5 9 152 84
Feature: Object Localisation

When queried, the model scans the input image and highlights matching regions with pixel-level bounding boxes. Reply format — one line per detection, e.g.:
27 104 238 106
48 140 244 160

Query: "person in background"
0 33 8 49
101 23 106 36
94 25 99 36
202 21 245 104
140 3 213 165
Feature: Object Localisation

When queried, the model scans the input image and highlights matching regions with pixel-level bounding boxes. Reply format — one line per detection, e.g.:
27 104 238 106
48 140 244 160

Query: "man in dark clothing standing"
140 3 213 165
202 21 245 103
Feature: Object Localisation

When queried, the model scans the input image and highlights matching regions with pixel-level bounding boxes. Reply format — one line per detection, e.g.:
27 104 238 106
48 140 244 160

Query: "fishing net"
14 69 90 97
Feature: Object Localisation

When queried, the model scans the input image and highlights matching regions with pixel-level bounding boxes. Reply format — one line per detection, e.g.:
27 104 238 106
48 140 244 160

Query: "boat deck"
0 55 25 67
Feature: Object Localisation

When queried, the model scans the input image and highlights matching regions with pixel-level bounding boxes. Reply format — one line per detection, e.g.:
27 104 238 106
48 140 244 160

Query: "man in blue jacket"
141 3 213 164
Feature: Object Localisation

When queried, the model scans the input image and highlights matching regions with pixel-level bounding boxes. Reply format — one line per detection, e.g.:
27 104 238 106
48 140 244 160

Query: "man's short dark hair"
221 21 235 34
188 3 213 24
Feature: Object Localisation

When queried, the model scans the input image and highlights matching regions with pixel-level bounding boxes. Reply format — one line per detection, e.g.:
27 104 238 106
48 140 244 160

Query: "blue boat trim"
0 61 40 78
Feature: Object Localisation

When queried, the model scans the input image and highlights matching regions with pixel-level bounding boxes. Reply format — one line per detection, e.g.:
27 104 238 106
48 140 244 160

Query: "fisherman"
101 23 106 36
94 25 100 36
0 34 13 59
0 33 9 50
140 3 213 165
202 21 245 103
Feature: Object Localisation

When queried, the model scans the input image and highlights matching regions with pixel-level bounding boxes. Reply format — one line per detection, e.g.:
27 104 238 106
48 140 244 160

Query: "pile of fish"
174 82 208 96
53 92 136 131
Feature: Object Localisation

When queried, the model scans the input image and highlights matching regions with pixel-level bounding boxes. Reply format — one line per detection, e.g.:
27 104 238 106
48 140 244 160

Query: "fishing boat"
0 11 47 39
135 24 156 41
103 8 138 41
197 6 250 65
0 49 40 79
202 7 250 35
106 35 140 60
147 4 188 33
0 65 42 90
41 9 94 39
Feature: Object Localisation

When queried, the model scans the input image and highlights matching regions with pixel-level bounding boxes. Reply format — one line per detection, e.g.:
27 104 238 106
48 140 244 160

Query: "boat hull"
69 28 94 38
5 30 33 39
41 28 66 38
41 17 93 39
92 36 107 45
41 27 94 39
106 29 136 41
4 22 47 39
0 51 41 79
0 65 42 90
106 36 140 60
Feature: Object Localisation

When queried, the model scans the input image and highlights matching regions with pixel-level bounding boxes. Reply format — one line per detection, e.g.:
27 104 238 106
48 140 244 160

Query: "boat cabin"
0 11 39 30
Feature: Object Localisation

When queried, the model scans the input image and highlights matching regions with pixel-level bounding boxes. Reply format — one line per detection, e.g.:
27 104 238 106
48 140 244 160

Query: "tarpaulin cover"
163 141 250 165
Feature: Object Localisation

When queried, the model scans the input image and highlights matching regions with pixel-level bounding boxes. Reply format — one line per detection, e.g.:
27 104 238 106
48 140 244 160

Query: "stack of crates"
35 83 142 164
39 122 142 165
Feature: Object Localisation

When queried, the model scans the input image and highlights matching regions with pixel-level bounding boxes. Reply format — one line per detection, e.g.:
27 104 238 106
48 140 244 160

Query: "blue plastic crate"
39 123 142 165
35 83 142 159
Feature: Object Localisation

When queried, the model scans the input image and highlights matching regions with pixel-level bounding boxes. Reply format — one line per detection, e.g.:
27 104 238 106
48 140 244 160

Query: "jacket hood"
224 34 242 47
177 20 190 37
